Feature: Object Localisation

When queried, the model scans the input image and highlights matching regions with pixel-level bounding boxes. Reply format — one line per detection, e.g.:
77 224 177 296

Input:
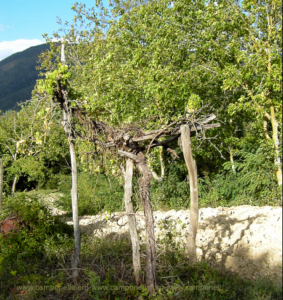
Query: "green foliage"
150 139 280 210
199 142 281 207
0 193 73 297
0 193 73 243
222 0 282 120
79 233 282 300
84 268 101 300
36 63 72 96
0 100 70 194
18 0 279 212
151 155 191 210
54 171 124 215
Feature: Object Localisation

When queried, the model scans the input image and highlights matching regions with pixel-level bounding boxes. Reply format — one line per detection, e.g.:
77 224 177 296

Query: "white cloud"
0 39 45 61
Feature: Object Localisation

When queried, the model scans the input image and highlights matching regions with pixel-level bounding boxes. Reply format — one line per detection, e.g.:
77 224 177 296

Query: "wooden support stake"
69 138 80 279
124 158 142 284
180 125 199 265
60 44 80 279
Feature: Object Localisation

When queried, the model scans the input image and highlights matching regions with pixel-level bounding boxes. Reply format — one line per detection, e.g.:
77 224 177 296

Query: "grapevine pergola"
54 69 220 294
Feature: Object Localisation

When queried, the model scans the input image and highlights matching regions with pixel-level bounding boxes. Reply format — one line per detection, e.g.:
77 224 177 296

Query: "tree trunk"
270 104 282 186
0 159 3 211
135 152 156 295
124 158 141 285
11 176 17 197
180 125 199 265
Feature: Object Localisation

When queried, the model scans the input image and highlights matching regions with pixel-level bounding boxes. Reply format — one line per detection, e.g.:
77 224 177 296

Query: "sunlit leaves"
0 100 69 190
33 0 282 186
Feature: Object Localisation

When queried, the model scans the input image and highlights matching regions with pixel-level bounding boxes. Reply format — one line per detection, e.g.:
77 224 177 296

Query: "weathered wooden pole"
180 125 199 265
0 159 3 211
59 43 81 279
68 126 80 279
124 158 142 284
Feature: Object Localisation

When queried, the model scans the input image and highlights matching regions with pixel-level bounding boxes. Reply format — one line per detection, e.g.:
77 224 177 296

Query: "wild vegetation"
0 0 282 299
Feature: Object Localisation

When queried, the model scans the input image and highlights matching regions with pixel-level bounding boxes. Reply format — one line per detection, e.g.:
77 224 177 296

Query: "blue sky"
0 0 109 60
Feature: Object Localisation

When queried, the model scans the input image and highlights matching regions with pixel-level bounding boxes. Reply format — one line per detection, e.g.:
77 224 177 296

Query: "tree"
35 0 281 293
220 0 282 185
0 104 47 195
0 100 69 194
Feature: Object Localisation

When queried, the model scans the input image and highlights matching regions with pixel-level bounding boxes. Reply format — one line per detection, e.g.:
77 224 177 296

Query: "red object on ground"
2 218 19 235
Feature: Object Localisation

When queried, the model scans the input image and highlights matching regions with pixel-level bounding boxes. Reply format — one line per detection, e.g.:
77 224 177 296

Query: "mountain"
0 44 50 112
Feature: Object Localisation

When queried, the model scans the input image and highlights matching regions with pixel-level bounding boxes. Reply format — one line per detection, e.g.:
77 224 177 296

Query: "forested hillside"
0 44 49 112
0 0 281 299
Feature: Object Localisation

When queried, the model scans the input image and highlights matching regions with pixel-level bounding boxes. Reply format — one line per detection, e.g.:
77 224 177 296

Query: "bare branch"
111 212 146 221
133 123 220 143
208 140 226 160
118 150 142 163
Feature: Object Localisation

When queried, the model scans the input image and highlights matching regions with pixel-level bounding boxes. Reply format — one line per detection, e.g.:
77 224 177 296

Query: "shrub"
54 171 124 215
0 193 73 297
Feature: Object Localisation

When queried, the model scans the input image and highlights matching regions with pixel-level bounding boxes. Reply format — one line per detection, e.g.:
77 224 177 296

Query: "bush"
54 171 124 215
150 142 281 210
199 143 282 207
0 193 73 297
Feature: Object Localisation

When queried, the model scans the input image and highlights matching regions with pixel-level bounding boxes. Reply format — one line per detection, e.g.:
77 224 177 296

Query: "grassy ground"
1 233 282 300
0 192 282 299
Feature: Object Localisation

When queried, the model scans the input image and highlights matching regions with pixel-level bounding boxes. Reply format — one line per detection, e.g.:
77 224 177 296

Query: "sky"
0 0 110 61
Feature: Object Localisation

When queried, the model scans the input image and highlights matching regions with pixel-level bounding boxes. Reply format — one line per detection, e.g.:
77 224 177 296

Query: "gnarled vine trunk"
118 150 156 295
136 153 156 294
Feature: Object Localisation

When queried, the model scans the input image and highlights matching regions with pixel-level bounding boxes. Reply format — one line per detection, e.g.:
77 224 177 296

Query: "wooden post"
0 159 3 211
69 137 80 279
180 125 199 265
60 43 81 279
124 158 141 284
